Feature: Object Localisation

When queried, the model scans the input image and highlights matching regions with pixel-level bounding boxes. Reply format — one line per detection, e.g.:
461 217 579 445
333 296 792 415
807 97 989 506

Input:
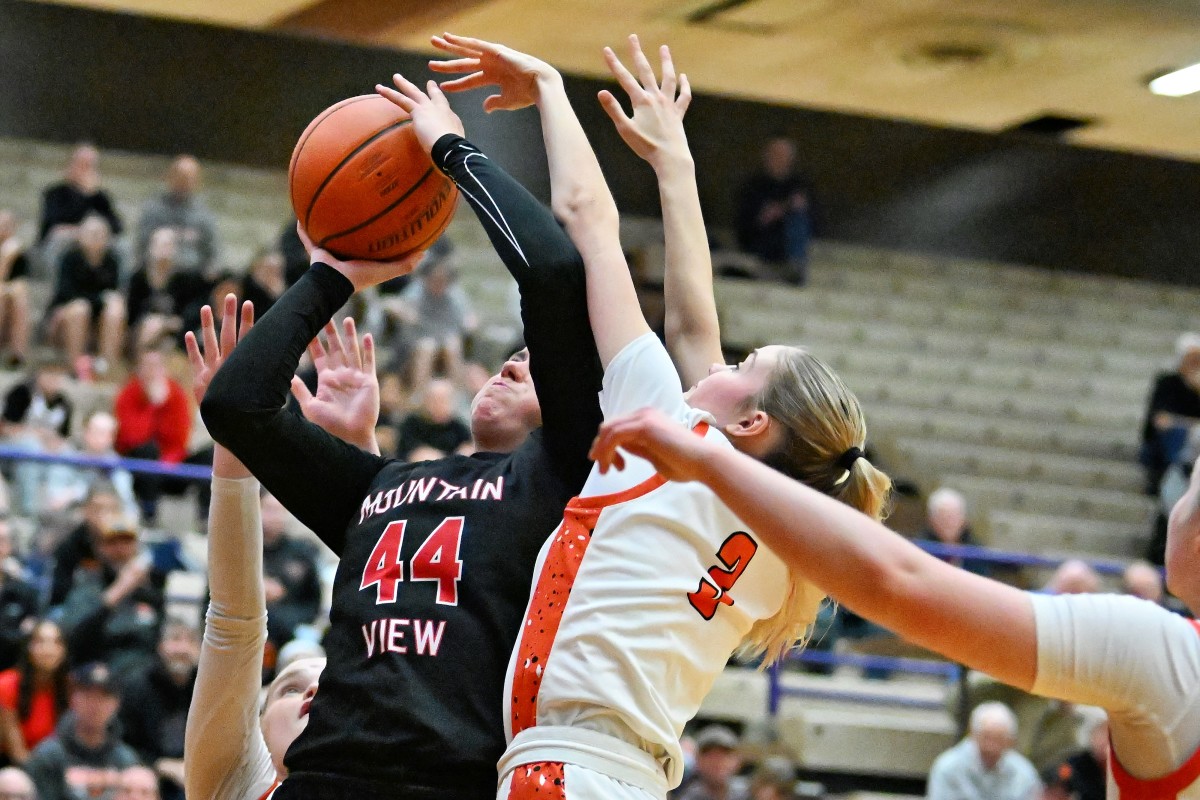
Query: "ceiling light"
1149 63 1200 97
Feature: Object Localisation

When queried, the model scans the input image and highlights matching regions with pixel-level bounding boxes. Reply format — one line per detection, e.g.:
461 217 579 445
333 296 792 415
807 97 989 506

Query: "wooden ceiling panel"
24 0 1200 160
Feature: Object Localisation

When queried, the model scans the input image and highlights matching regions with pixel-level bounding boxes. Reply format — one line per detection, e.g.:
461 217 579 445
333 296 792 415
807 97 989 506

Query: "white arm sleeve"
184 476 277 800
1030 592 1200 776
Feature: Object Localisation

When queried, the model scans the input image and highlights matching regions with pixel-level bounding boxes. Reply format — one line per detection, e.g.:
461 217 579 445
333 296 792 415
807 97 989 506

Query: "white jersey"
501 334 824 791
1030 592 1200 799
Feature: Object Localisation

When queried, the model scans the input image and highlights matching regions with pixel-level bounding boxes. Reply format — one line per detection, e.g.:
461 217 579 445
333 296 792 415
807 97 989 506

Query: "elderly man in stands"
673 725 748 800
927 702 1040 800
38 144 123 276
135 156 217 276
917 487 991 576
0 766 37 800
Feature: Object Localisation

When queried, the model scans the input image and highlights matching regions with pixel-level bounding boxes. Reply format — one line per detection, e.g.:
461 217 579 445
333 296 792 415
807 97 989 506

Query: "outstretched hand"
428 32 561 112
375 72 465 155
296 223 423 293
290 316 382 455
589 407 717 483
598 35 692 169
185 293 254 406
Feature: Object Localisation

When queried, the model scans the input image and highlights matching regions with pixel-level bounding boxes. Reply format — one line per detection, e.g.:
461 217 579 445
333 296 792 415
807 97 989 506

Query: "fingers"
425 79 451 107
431 33 481 58
183 331 203 377
597 89 632 130
239 300 255 343
440 32 501 54
362 332 376 375
295 223 315 253
219 293 238 360
200 305 219 365
289 376 314 408
343 317 363 370
603 46 644 101
322 320 346 366
627 34 658 91
428 57 481 74
677 73 692 114
307 330 327 365
376 83 415 113
437 72 491 94
659 44 677 98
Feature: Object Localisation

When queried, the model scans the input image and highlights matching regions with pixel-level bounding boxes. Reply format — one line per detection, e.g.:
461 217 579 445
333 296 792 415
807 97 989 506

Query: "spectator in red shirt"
114 344 191 522
0 620 70 765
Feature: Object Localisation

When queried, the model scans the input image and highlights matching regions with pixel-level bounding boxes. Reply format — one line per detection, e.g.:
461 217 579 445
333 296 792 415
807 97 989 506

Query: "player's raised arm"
428 33 650 368
600 37 722 388
589 406 1039 689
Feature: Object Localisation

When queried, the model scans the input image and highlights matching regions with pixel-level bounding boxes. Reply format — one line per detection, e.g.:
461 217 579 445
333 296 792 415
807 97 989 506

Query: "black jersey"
202 135 602 799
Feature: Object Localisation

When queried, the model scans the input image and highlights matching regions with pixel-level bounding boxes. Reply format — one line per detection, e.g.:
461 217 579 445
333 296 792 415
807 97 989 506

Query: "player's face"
469 349 542 449
684 346 784 427
261 657 325 775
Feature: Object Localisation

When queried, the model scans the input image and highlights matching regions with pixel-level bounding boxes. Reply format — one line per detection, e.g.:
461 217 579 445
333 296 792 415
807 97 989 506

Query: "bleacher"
3 134 1194 780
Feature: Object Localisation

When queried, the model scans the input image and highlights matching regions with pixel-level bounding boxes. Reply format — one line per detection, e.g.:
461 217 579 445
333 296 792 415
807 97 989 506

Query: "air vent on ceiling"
1002 113 1094 137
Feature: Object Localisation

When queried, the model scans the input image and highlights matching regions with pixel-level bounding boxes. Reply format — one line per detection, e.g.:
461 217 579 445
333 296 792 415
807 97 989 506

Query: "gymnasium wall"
3 0 1199 287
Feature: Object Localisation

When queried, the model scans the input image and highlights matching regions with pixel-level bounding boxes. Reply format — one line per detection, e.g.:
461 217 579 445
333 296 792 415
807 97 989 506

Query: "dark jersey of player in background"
202 134 603 800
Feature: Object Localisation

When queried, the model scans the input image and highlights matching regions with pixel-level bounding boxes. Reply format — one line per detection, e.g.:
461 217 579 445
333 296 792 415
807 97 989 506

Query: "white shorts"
497 762 660 800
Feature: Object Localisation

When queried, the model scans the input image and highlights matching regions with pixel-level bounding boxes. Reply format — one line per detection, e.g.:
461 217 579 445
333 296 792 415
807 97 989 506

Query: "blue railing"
0 444 212 480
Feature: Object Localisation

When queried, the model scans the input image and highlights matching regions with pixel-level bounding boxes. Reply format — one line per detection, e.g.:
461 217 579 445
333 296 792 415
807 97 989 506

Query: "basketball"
289 94 458 261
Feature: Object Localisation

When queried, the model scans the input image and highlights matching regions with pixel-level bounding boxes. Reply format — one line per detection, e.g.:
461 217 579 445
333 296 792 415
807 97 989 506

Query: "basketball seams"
320 166 433 243
323 173 457 261
301 118 414 231
288 95 380 192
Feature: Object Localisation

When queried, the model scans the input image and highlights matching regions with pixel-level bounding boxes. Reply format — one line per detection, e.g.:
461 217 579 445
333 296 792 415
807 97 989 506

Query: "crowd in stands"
0 135 1192 798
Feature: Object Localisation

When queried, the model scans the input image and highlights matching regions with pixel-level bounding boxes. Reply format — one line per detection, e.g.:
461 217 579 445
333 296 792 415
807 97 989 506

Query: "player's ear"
723 409 771 441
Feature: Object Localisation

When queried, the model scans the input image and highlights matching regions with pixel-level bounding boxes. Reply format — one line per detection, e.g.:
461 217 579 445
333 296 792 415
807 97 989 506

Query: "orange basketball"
289 94 458 261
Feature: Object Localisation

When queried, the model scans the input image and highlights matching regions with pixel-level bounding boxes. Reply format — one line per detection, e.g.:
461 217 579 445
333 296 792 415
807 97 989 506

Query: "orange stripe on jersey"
257 779 281 800
1109 620 1200 800
506 761 567 799
508 422 708 737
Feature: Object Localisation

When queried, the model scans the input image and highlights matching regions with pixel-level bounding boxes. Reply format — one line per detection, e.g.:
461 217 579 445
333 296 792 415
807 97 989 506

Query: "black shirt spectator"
51 246 120 318
0 523 39 669
1140 334 1200 493
735 137 813 285
394 378 471 460
38 145 123 244
260 493 322 651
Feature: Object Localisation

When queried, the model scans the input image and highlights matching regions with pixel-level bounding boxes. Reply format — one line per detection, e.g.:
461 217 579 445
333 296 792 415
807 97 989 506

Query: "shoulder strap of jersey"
1109 620 1200 800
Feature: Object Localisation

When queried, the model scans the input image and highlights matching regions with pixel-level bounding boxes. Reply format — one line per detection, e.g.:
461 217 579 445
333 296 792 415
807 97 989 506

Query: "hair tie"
835 446 863 473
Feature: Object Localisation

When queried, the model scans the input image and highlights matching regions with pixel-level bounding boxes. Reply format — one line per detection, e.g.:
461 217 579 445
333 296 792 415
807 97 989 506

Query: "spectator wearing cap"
0 766 36 800
673 725 748 800
114 766 157 800
117 620 197 800
927 702 1040 800
23 662 139 800
59 520 164 676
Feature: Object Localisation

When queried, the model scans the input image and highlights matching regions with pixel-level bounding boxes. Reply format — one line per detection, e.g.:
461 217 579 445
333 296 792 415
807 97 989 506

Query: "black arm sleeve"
431 135 602 485
200 264 386 553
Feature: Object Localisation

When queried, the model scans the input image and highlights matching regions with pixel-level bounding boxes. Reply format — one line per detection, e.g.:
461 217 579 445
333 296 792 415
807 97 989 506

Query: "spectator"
41 412 138 520
59 520 164 676
47 215 125 375
1042 560 1101 596
394 378 472 460
261 493 321 658
48 483 122 609
1 359 74 517
113 345 191 523
240 249 286 318
1122 560 1164 604
381 239 477 388
674 725 747 800
24 662 139 800
1044 717 1106 800
0 210 32 368
126 228 203 354
735 137 813 286
135 156 217 276
0 521 39 671
0 621 69 765
0 767 36 800
117 620 197 800
1140 333 1200 491
114 766 158 800
917 487 991 576
747 756 795 800
927 702 1040 800
38 144 123 273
